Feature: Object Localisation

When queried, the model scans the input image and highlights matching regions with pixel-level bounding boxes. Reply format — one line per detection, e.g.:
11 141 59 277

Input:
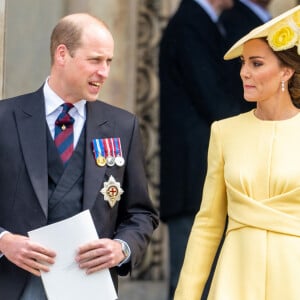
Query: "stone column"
3 0 65 98
65 0 139 113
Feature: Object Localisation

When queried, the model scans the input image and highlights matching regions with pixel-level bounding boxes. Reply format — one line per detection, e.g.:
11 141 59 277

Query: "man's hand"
76 238 125 274
0 233 56 276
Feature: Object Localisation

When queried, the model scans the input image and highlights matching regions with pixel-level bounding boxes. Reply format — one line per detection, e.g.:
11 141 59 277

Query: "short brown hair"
50 17 83 65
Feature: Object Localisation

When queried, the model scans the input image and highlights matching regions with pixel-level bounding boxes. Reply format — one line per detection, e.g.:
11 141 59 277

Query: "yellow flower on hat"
224 6 300 60
292 11 300 55
267 20 298 51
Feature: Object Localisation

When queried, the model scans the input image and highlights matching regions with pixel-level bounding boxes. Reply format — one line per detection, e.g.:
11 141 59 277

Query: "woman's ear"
282 66 295 82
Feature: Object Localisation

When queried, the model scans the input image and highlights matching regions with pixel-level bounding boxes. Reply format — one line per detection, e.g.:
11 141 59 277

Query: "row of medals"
96 155 125 167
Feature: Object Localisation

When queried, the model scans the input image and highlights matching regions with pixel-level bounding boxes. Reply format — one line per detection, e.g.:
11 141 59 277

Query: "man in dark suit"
159 0 254 299
0 13 158 299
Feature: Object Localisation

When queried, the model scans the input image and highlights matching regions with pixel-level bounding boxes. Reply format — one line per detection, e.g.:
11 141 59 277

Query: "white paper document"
28 210 118 300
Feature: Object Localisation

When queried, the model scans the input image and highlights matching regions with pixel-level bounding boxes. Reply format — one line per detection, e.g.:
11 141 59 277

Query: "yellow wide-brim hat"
224 5 300 60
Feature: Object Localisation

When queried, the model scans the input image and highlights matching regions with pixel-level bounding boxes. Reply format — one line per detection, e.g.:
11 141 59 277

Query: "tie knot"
55 103 74 127
62 103 74 113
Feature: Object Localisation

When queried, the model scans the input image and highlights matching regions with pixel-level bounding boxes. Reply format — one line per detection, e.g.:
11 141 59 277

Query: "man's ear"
55 44 68 65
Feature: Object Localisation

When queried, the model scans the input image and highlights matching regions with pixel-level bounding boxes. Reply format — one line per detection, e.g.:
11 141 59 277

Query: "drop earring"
281 80 285 92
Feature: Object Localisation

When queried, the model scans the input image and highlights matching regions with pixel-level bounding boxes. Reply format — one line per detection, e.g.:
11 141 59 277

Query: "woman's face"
240 39 286 103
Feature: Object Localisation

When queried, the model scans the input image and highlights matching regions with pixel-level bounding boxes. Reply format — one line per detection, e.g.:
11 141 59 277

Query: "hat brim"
224 5 300 60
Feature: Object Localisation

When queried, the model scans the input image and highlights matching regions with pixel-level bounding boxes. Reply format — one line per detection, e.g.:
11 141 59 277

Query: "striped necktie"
54 103 74 165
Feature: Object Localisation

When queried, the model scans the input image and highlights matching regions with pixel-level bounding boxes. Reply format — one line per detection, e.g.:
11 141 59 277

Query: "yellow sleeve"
174 121 228 300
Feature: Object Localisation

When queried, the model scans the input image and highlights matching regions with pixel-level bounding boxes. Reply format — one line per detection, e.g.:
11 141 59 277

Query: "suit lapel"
83 101 115 209
15 95 115 216
15 87 48 217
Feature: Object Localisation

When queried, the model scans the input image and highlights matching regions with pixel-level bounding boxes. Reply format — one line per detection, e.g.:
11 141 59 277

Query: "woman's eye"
253 61 263 67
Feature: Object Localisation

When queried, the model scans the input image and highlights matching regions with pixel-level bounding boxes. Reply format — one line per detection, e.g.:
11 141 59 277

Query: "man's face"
62 25 114 103
218 0 234 11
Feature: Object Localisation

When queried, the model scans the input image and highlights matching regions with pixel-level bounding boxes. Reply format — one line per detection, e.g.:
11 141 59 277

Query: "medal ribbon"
114 138 123 158
108 138 115 157
92 138 123 165
92 138 105 160
102 138 119 158
103 138 112 157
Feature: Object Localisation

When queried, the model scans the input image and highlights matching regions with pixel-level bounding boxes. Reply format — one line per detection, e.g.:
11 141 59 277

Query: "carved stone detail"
132 0 179 280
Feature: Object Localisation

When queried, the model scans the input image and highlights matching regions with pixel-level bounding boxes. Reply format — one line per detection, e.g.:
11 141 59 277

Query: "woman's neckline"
252 108 300 122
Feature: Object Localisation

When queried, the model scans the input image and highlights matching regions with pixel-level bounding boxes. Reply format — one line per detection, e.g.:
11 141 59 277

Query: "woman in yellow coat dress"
174 5 300 300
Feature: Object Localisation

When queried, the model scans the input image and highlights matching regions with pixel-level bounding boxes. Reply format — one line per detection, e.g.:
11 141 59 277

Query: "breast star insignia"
100 175 124 208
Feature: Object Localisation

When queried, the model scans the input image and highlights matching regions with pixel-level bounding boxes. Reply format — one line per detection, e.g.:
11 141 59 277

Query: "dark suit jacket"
0 86 158 299
159 0 253 221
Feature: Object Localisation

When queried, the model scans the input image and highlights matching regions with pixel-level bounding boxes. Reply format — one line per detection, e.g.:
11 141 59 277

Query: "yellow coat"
174 110 300 300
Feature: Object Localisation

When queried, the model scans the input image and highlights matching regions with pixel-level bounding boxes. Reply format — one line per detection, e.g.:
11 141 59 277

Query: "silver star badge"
100 175 124 208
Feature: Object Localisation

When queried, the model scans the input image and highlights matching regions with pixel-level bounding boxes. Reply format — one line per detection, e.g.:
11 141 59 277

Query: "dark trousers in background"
167 216 194 300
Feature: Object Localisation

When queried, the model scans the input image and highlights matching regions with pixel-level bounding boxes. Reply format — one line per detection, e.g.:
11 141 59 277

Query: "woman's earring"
281 80 285 92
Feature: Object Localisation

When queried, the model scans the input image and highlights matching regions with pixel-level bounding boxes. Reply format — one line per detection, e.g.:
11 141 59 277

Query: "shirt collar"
43 77 86 118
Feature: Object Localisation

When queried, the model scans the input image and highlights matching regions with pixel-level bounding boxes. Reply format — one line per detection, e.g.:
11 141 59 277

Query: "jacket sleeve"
113 116 159 275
